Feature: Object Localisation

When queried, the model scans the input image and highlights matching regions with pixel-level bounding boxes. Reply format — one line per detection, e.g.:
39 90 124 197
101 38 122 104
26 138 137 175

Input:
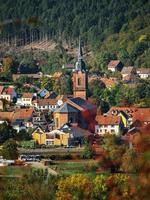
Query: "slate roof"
54 103 78 113
68 97 96 110
59 123 92 137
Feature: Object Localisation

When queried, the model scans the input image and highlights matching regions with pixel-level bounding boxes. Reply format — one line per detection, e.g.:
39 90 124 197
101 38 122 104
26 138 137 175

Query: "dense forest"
0 0 150 67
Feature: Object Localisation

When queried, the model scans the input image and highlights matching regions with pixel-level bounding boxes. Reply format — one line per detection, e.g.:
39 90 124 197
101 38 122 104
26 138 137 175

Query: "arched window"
77 78 81 86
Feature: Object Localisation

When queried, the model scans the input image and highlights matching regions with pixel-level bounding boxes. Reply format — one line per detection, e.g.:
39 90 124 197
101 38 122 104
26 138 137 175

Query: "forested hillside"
0 0 150 67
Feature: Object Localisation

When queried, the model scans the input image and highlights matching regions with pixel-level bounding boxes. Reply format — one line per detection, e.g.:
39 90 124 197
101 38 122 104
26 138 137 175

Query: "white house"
108 60 123 72
33 99 58 111
136 68 150 79
95 115 123 135
16 93 36 107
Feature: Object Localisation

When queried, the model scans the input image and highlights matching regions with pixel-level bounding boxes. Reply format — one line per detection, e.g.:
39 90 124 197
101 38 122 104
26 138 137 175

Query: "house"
121 67 137 82
20 93 36 107
38 88 49 98
0 108 35 130
131 108 150 128
108 106 150 128
54 103 79 129
95 115 123 135
32 112 47 126
44 91 57 99
58 123 92 146
33 99 58 111
32 126 67 146
108 60 123 72
32 126 47 145
32 123 92 146
100 77 117 89
0 86 17 102
136 68 150 79
0 100 3 110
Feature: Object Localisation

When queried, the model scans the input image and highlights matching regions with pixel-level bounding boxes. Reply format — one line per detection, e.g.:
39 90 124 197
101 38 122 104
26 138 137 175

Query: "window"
56 118 59 128
77 78 81 86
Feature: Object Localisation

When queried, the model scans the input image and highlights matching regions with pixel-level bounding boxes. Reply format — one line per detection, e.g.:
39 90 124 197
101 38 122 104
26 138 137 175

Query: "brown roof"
22 93 34 98
0 109 35 122
0 112 14 122
13 109 34 120
46 133 55 139
100 78 116 88
96 115 121 125
36 99 57 106
108 60 121 68
121 66 134 74
137 68 150 74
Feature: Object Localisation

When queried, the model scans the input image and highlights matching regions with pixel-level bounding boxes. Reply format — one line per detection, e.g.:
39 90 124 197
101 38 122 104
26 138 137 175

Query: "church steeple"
78 38 83 59
75 38 86 72
73 39 88 100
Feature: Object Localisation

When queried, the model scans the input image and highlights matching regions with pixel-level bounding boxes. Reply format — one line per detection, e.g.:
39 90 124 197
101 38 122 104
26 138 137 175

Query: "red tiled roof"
108 60 121 68
96 115 121 125
5 87 15 95
132 108 150 123
100 78 116 88
13 108 34 120
109 106 138 114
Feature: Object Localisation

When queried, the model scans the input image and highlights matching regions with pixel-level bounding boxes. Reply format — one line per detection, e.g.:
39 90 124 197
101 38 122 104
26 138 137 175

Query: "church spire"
75 37 86 71
78 37 83 59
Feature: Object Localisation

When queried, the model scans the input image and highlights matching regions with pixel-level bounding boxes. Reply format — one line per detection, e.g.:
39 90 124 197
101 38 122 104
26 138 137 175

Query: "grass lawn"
50 160 99 176
0 166 31 176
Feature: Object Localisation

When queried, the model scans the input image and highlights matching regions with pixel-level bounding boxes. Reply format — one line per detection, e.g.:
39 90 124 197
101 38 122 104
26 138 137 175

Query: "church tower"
72 40 88 100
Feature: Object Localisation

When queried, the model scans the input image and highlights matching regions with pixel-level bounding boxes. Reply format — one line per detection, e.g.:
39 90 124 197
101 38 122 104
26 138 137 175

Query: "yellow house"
32 127 70 146
32 127 46 145
46 129 69 146
54 132 69 146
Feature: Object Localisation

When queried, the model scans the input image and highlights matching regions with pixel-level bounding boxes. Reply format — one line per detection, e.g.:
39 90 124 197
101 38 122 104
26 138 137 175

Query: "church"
54 40 97 132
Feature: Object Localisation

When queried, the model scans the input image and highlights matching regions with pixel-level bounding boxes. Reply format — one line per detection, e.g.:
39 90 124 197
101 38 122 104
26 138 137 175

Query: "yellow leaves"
56 174 92 200
139 35 147 43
